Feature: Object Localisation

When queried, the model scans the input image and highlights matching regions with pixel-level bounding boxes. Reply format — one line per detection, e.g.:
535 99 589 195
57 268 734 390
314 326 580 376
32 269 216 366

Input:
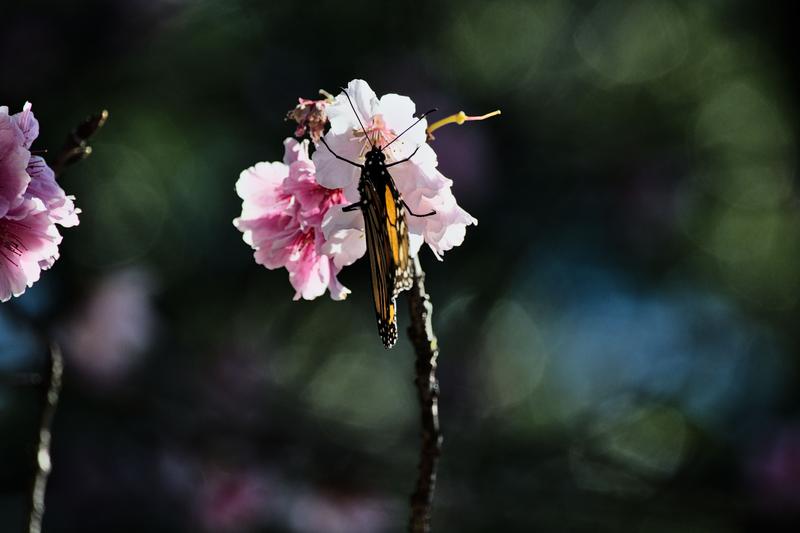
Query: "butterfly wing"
361 169 412 348
381 173 413 297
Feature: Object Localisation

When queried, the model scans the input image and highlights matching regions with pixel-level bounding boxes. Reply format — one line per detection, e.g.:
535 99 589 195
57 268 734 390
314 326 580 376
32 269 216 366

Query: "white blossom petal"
327 263 351 301
327 79 378 135
409 232 424 257
321 206 366 268
312 132 362 201
405 187 477 257
379 93 427 160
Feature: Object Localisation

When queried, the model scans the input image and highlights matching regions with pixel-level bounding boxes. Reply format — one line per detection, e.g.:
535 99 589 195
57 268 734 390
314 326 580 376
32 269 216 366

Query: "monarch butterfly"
320 90 435 348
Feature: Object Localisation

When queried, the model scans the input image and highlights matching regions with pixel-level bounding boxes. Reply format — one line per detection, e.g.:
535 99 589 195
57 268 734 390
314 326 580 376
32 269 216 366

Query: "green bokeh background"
2 1 799 531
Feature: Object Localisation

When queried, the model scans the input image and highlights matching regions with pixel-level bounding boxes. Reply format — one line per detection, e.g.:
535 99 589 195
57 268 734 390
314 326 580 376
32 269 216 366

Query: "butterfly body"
356 147 413 348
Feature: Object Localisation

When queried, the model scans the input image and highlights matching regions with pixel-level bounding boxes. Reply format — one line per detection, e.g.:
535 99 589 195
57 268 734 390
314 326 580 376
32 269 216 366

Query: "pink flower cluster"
1 103 79 302
234 80 477 301
234 138 352 300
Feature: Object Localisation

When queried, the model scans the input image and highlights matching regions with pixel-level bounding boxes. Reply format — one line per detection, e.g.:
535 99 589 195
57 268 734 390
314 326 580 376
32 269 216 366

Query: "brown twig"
21 110 106 533
27 343 64 533
407 255 443 533
50 109 108 177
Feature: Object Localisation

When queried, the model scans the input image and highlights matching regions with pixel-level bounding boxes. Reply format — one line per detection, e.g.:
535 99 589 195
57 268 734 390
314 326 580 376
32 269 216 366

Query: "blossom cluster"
1 103 80 301
234 80 477 300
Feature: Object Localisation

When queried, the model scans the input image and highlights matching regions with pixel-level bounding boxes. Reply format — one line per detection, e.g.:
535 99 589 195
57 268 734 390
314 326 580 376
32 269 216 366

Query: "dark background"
2 1 799 531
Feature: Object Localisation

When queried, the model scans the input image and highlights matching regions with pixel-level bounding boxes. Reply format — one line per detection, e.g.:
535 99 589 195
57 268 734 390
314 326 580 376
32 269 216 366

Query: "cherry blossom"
0 102 80 302
312 79 477 259
0 207 62 301
0 107 30 218
61 268 156 384
236 80 496 301
234 138 351 301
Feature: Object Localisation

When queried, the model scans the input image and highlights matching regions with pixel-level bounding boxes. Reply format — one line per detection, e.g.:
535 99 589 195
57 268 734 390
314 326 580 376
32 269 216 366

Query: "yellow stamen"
426 109 501 139
319 89 335 103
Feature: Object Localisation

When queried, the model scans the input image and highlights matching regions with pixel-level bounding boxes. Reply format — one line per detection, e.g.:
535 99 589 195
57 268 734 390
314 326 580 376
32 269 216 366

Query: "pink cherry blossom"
234 138 351 301
312 79 476 259
194 467 274 532
1 102 80 302
0 207 61 301
0 107 30 218
748 424 800 512
13 100 40 149
61 268 156 385
23 155 80 228
235 81 486 304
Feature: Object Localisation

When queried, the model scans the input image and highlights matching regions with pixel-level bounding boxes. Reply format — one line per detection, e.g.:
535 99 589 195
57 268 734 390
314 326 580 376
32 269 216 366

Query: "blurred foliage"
1 0 799 531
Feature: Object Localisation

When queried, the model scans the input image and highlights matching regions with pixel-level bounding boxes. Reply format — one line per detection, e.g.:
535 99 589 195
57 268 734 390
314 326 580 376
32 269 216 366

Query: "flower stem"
23 112 105 533
27 343 63 533
51 109 108 176
406 255 443 533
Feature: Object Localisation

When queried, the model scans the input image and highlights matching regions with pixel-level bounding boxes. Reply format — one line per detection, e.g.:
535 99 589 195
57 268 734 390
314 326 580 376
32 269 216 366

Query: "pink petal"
282 137 312 165
0 210 61 302
0 109 31 218
287 239 330 301
12 101 39 149
312 131 362 200
378 93 427 160
327 258 351 301
404 187 477 257
235 161 290 219
327 80 379 135
25 156 80 227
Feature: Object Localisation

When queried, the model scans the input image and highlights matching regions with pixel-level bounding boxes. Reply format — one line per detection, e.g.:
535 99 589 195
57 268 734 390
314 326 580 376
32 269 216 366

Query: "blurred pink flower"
289 490 391 533
749 424 800 512
313 79 476 259
163 450 393 533
61 268 156 383
1 102 79 301
234 138 351 300
197 468 271 532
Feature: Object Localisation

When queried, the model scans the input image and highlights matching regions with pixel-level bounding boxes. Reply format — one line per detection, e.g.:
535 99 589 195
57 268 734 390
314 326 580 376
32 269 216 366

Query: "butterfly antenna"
382 108 437 152
340 86 374 149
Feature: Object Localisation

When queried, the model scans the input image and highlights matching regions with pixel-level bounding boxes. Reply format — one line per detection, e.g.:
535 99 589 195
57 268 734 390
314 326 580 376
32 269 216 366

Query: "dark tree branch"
406 255 443 533
50 109 108 177
21 109 106 533
27 343 63 533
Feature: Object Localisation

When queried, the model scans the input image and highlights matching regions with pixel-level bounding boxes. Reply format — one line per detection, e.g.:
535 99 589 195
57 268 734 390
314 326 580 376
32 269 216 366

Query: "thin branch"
27 343 64 533
50 109 108 177
406 255 443 533
21 110 106 533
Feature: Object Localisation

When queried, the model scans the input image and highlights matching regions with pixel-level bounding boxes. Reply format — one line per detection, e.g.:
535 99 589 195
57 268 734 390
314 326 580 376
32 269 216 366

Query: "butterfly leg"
320 137 363 168
385 145 420 167
402 200 436 217
342 201 364 212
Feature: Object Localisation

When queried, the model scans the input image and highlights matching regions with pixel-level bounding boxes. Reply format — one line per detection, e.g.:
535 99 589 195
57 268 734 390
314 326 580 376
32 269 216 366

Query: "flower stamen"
352 114 397 155
426 110 501 140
